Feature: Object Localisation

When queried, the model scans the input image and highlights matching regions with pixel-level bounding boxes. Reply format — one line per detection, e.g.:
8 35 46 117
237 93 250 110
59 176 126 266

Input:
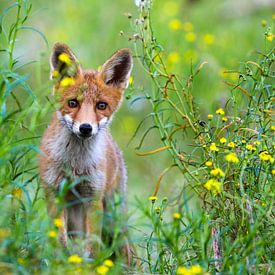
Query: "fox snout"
61 113 109 139
79 123 93 137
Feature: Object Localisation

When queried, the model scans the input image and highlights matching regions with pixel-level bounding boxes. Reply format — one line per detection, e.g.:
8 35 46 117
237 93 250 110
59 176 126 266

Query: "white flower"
135 0 149 8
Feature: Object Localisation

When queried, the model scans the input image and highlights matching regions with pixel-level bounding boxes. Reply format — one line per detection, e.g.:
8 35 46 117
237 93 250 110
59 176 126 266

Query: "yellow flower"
220 137 227 144
254 141 260 146
182 22 194 32
177 266 189 275
168 52 180 64
272 169 275 175
47 230 57 238
12 188 23 199
210 168 225 177
96 265 109 275
149 196 158 203
204 179 221 194
220 69 239 81
210 143 219 152
227 142 235 148
222 116 228 122
155 207 161 214
207 114 213 120
58 53 72 65
190 265 203 274
229 72 239 82
225 152 239 163
54 218 64 228
242 139 246 144
259 151 274 163
205 161 212 167
60 77 75 87
169 19 182 30
185 32 196 42
177 265 203 275
52 70 60 78
203 33 215 45
261 20 267 27
271 125 275 131
219 68 226 78
128 76 134 85
216 108 225 115
103 259 114 267
173 212 181 220
246 144 256 152
266 32 273 42
68 254 82 264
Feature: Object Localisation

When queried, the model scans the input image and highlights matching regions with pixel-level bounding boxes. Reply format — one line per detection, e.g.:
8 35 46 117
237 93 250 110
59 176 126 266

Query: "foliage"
130 1 274 274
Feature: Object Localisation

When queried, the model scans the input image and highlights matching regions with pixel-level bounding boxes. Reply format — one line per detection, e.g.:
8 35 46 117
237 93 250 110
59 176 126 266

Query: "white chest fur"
43 126 107 195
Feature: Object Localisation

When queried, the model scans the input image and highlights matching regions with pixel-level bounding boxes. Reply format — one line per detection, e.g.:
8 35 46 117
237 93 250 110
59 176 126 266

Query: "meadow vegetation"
0 0 274 274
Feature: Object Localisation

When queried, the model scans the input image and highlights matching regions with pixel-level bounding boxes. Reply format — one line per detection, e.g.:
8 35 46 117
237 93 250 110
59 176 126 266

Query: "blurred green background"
0 1 274 272
0 0 273 208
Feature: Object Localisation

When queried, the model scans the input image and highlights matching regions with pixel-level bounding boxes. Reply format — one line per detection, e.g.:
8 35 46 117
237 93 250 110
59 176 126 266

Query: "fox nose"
79 123 93 136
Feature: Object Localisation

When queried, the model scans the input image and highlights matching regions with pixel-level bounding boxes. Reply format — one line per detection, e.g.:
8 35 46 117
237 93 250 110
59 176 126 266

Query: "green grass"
0 0 274 274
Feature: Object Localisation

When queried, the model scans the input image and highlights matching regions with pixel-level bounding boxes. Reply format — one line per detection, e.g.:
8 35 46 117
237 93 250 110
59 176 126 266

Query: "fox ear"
50 42 81 80
100 48 133 89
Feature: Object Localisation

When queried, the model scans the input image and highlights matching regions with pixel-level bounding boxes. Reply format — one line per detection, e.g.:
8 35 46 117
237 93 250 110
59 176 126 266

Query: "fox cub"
39 43 133 260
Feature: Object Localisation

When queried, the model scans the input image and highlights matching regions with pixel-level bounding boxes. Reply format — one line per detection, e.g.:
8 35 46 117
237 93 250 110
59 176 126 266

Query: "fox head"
50 43 133 139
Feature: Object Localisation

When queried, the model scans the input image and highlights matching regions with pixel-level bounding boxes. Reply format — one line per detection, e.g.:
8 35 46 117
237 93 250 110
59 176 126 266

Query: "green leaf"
1 102 6 118
3 71 36 99
0 3 19 34
129 95 148 108
135 125 158 150
18 26 49 48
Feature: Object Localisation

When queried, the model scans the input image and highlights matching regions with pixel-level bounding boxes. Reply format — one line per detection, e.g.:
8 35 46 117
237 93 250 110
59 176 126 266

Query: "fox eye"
68 99 79 108
96 102 108 110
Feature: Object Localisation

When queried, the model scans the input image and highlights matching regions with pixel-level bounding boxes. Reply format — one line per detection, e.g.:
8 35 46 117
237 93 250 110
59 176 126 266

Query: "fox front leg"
84 200 104 257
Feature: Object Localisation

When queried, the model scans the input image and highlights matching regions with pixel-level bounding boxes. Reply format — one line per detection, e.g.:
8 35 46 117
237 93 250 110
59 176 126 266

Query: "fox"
39 43 133 262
